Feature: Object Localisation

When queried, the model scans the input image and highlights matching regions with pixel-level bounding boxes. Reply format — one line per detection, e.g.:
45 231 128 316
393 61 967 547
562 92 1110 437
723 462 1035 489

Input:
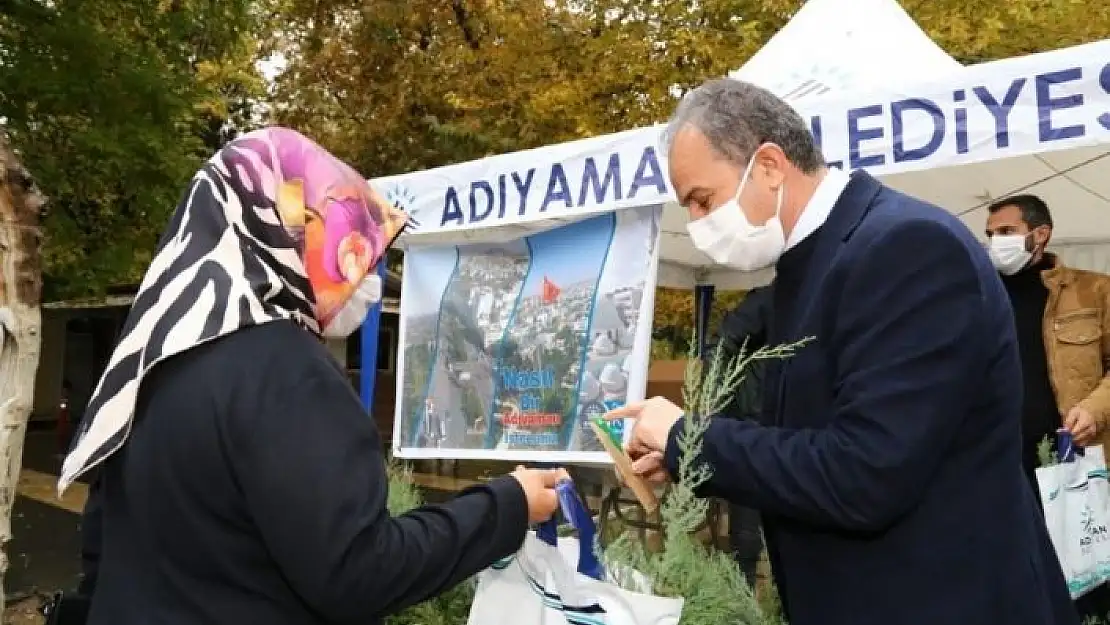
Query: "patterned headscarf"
58 127 408 493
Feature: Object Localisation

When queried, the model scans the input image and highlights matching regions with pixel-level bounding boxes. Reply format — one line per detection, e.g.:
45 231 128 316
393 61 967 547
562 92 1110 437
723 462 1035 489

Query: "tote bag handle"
536 479 605 580
1057 428 1086 463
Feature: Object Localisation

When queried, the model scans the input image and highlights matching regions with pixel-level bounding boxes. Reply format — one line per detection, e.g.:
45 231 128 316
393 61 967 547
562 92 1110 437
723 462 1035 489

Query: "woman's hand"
510 467 570 524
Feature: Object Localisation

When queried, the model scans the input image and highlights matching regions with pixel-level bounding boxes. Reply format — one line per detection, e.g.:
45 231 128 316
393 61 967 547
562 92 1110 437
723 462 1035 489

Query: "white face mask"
685 153 786 272
321 273 382 338
989 234 1033 276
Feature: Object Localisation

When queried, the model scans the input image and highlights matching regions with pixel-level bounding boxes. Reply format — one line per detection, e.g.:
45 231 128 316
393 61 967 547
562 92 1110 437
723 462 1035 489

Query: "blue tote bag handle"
536 515 559 546
1057 428 1082 463
535 479 605 580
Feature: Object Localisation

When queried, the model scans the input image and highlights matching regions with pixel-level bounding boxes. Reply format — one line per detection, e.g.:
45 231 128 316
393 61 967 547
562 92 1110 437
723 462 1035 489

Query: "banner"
393 205 661 462
373 39 1110 237
807 47 1110 174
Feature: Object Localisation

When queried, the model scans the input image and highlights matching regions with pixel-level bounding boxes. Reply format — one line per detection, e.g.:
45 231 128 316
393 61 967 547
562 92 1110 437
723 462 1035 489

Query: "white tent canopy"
731 0 961 97
373 31 1110 288
735 0 1110 277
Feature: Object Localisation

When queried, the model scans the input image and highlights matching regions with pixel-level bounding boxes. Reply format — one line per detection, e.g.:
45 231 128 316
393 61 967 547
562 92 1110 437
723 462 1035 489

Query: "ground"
2 430 85 624
7 595 44 625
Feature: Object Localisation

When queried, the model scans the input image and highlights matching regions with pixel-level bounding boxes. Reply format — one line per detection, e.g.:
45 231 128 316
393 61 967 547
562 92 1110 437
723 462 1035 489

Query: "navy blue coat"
664 172 1077 625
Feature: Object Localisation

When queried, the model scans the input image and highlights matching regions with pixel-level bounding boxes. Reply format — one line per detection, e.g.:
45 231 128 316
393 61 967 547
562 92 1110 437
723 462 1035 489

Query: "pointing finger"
603 401 645 420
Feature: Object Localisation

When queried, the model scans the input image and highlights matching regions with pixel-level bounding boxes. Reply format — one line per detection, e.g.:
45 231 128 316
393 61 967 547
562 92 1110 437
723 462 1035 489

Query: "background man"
609 78 1077 625
986 193 1110 620
986 194 1110 483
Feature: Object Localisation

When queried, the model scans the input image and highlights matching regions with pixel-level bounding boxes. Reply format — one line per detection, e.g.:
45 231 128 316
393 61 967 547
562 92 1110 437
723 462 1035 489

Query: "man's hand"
604 396 684 460
629 450 671 484
510 466 571 524
1065 406 1099 446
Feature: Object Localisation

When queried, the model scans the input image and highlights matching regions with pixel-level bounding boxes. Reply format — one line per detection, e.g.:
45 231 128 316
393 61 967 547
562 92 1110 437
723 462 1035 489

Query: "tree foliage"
267 0 1110 332
267 0 791 177
6 0 1110 300
0 0 265 299
653 288 747 358
267 0 1110 177
902 0 1110 64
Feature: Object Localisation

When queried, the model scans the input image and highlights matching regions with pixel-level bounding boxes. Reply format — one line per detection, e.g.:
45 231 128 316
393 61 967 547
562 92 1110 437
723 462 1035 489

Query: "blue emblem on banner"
384 183 418 218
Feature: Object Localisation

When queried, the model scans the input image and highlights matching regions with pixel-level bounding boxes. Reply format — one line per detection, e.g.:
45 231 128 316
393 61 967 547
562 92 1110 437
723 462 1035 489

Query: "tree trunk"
0 133 46 614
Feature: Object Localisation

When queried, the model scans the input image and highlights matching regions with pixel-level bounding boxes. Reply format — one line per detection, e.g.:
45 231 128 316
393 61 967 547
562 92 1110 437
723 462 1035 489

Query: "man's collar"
785 167 851 251
1040 252 1074 287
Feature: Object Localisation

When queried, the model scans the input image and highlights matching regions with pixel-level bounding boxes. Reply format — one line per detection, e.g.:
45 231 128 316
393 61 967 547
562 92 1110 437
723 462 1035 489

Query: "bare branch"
450 0 482 50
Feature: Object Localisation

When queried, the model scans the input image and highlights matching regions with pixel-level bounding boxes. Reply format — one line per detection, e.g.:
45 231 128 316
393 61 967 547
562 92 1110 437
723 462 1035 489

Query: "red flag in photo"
541 276 561 304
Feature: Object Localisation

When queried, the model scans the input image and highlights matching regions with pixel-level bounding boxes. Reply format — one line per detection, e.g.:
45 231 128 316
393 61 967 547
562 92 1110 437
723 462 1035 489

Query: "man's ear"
1035 225 1053 248
757 144 788 189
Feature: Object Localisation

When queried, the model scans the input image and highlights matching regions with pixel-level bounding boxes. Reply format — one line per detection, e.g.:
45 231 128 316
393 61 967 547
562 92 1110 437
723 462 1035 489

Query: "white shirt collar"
784 167 851 251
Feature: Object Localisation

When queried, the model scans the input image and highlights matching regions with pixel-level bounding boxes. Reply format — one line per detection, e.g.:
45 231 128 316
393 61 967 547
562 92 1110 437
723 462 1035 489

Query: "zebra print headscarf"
58 127 407 494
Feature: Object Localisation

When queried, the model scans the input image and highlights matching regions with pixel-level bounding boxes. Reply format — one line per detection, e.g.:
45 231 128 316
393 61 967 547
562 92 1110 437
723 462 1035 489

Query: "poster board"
393 205 661 463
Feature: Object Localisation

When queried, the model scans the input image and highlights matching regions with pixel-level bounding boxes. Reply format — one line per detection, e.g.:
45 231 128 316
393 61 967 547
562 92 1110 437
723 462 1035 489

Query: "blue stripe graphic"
483 241 535 449
413 247 461 446
564 212 617 449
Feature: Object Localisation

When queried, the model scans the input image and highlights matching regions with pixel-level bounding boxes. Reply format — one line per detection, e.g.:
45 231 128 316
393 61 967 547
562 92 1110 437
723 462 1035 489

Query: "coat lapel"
789 171 883 317
769 170 884 426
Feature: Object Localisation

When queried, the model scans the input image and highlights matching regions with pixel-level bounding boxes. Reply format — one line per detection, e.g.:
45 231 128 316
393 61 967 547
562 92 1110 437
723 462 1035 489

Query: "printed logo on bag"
1080 504 1109 548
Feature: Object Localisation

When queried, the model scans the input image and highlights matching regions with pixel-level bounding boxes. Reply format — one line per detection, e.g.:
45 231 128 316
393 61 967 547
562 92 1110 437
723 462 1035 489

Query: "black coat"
79 321 527 625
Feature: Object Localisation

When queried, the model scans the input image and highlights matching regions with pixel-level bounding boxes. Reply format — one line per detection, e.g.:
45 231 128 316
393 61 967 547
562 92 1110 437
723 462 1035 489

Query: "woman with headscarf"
56 127 567 625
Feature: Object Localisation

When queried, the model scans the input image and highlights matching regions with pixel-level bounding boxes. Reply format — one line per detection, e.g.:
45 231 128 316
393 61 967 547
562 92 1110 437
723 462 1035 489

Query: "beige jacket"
1038 255 1110 445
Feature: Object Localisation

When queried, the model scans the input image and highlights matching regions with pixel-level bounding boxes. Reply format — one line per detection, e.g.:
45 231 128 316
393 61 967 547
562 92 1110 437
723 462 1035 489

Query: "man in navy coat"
608 78 1078 625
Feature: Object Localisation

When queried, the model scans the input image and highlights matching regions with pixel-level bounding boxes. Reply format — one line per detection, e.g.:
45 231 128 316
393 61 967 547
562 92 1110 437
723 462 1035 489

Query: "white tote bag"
467 481 684 625
1037 442 1110 598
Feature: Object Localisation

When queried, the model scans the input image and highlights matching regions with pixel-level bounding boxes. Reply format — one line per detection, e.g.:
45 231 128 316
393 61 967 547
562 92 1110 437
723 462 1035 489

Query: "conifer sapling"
599 338 809 625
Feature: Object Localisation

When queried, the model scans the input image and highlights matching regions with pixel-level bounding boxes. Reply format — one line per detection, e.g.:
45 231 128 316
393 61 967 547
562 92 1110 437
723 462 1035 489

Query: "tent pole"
360 262 387 412
694 280 716 360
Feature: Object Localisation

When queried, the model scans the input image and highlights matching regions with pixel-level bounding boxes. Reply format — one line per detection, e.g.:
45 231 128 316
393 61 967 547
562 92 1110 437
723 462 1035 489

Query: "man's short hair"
663 78 825 174
987 194 1054 230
